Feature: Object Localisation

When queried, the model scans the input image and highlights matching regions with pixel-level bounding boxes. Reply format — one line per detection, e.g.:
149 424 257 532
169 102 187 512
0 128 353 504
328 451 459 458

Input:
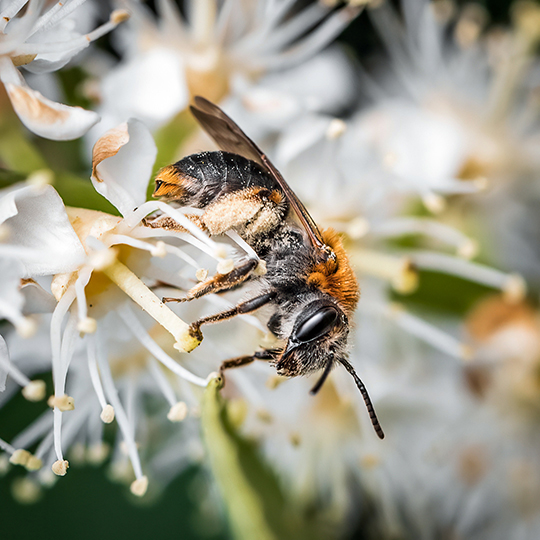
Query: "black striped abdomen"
154 151 280 209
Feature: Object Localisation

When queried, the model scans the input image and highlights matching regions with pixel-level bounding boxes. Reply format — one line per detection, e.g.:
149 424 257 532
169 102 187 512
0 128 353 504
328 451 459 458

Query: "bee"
152 97 384 439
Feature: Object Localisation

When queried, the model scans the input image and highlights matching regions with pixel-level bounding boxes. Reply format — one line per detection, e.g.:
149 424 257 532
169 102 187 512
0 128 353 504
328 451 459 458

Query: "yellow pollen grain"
47 394 75 411
22 380 46 402
254 260 267 276
12 478 42 505
87 443 110 465
9 449 31 467
111 9 130 24
52 459 69 476
100 404 115 424
130 476 148 497
78 316 97 334
25 455 43 472
167 402 188 422
503 274 527 303
216 259 234 274
196 268 208 281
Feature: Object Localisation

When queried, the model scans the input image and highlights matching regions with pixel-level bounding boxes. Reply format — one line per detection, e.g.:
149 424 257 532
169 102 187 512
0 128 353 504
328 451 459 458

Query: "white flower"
0 0 129 139
0 119 259 496
90 0 361 133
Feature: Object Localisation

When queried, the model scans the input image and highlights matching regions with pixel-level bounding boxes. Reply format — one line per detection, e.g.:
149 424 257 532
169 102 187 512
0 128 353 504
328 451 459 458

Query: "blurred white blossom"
89 0 361 135
0 0 128 139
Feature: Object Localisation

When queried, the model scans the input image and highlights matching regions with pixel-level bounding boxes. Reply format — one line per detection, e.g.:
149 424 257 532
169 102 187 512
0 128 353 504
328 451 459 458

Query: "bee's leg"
188 291 276 340
163 258 260 303
219 350 277 379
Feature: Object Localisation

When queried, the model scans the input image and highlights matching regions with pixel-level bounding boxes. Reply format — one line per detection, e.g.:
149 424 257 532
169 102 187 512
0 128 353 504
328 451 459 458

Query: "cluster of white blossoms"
1 0 540 538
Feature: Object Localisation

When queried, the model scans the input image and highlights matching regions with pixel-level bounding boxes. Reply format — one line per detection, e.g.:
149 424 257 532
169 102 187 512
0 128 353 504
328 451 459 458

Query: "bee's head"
274 299 349 378
274 298 385 439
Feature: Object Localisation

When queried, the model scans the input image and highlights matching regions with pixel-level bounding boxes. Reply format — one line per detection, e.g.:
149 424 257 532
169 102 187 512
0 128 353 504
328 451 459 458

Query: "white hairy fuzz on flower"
0 0 129 139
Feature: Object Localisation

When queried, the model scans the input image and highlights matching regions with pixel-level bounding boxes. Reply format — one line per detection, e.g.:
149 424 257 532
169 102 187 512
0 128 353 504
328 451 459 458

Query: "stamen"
12 410 53 451
106 234 168 258
74 265 94 333
47 394 75 411
11 9 129 56
260 6 361 69
383 302 473 360
103 260 200 353
130 475 148 497
93 332 145 483
410 251 526 300
122 201 216 251
167 401 188 422
86 338 115 423
226 230 260 262
148 358 177 406
371 218 478 259
11 477 42 504
0 297 36 337
350 248 419 294
52 459 69 476
117 305 207 387
0 436 16 454
30 0 88 36
50 306 77 462
22 380 46 401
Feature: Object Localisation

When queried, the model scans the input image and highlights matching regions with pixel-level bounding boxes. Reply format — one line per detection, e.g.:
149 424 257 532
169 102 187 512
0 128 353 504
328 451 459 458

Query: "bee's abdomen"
154 151 278 208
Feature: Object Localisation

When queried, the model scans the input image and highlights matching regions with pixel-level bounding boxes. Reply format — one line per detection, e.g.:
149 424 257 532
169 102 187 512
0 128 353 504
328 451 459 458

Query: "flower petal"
0 185 86 276
0 257 25 325
99 48 188 129
4 81 100 140
91 119 157 216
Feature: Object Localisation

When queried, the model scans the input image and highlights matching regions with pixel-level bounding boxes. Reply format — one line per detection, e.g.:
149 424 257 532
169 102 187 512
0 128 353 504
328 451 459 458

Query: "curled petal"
91 119 157 216
5 82 100 140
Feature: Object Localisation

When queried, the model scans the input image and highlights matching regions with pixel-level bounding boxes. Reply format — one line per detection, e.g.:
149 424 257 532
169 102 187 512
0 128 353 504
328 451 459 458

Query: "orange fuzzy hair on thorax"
306 228 359 315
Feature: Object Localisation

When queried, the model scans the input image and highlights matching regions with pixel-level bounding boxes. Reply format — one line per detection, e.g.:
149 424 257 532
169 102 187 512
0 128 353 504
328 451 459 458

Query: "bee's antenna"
309 357 334 395
338 358 385 440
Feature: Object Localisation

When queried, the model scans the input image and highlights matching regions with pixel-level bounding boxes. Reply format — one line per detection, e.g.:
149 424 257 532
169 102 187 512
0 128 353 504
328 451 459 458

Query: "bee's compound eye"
295 306 338 343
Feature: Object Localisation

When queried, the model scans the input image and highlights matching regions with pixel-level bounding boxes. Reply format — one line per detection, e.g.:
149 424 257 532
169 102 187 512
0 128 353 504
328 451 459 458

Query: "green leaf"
202 377 327 540
0 126 47 174
53 172 119 215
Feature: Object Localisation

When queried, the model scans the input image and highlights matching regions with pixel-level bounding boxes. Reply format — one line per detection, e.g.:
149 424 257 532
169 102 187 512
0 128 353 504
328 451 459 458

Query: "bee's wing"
190 96 325 250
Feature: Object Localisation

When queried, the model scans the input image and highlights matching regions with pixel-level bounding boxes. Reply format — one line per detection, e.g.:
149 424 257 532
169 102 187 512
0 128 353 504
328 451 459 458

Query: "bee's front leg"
219 350 277 380
187 291 277 340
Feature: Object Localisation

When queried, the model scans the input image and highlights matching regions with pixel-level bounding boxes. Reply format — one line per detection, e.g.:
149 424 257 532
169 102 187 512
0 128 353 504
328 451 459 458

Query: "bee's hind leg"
188 291 277 340
163 257 260 303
